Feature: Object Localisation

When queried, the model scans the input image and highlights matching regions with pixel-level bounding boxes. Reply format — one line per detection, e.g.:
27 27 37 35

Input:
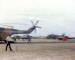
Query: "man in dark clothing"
27 35 31 43
6 41 13 51
5 36 14 51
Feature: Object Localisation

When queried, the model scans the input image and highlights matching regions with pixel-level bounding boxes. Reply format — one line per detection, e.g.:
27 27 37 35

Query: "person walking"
27 35 31 43
5 35 14 51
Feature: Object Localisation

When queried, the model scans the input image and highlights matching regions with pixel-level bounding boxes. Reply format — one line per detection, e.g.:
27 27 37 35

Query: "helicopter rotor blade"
34 20 39 25
31 20 35 26
0 24 14 29
36 26 41 29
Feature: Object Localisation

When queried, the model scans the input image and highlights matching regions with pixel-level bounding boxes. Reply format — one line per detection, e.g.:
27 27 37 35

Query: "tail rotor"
30 20 41 33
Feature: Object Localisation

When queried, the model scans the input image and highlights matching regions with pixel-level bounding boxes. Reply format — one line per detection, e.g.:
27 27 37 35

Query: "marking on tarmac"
0 42 75 44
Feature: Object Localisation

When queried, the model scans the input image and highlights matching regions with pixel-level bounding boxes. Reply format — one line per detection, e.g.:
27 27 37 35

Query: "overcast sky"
0 0 75 37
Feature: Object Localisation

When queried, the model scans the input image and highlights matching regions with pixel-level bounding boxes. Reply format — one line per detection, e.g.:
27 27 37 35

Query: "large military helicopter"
0 20 41 43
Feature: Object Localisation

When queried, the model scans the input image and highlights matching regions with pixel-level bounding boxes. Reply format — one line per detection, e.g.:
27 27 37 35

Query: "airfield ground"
0 39 75 60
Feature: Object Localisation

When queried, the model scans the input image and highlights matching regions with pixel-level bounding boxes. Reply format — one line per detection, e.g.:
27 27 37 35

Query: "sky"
0 0 75 37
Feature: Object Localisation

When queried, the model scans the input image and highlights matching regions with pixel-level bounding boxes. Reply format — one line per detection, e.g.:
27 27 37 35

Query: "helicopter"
57 34 75 41
0 20 41 43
